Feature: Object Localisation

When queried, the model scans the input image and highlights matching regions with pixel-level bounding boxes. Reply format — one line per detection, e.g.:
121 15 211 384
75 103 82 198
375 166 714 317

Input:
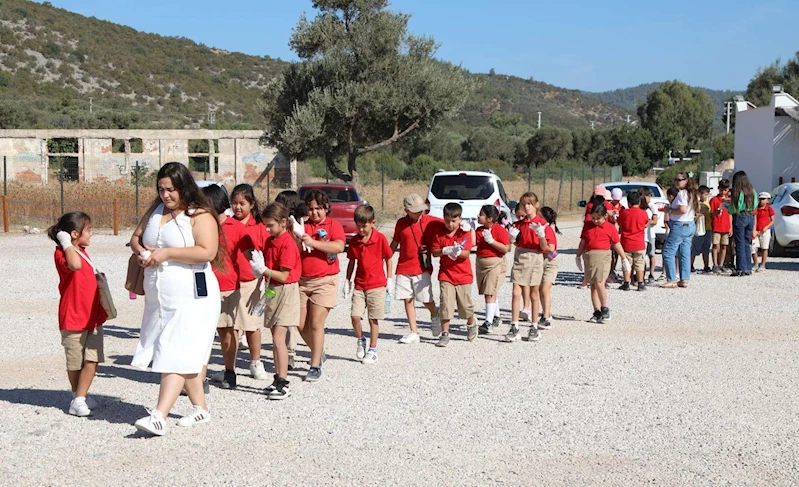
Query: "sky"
40 0 795 92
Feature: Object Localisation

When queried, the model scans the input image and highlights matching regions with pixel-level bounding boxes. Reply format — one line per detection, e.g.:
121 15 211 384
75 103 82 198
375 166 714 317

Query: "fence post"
267 177 271 203
381 161 385 211
113 199 119 236
556 169 564 211
59 160 65 215
134 160 140 221
569 167 574 211
581 166 585 203
2 195 8 233
527 164 532 192
3 155 6 195
542 169 547 206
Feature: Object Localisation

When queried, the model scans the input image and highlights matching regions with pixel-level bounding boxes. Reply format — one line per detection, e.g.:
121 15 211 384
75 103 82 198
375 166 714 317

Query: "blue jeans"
733 213 754 272
663 221 695 282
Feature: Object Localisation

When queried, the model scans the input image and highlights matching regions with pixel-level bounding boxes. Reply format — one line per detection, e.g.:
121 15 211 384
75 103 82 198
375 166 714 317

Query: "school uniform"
541 225 559 283
618 207 649 274
475 224 509 295
511 216 547 287
300 218 346 309
235 218 267 332
262 231 302 329
429 224 474 322
347 230 393 320
392 214 442 303
580 221 620 284
214 216 244 328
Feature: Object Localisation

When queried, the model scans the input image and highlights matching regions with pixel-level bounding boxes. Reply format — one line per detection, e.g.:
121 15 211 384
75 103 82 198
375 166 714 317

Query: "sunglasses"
674 178 686 182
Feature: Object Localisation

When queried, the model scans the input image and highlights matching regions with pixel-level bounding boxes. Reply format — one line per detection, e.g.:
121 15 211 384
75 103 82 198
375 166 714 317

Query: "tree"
746 52 799 107
525 127 573 167
461 126 516 162
570 129 593 163
712 133 734 161
262 0 474 184
599 126 655 175
637 80 714 159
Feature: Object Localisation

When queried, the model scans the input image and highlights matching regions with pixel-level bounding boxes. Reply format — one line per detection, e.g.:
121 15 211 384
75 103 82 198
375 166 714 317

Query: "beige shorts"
236 279 263 332
352 287 386 321
264 282 301 329
712 232 730 246
584 250 612 284
61 328 104 371
628 250 645 274
439 281 474 321
541 257 559 283
511 249 544 287
752 231 771 250
394 273 435 303
476 256 506 295
218 290 240 328
299 274 338 309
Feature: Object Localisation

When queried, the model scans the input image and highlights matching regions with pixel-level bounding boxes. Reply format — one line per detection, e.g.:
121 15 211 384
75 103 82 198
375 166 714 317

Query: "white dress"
132 204 221 374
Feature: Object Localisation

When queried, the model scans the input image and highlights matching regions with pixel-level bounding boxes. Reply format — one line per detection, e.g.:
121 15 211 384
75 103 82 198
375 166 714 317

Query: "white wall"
771 117 799 190
734 105 775 193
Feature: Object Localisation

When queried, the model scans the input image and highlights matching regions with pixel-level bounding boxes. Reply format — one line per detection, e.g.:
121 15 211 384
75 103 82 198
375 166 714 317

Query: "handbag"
75 248 118 320
125 254 145 296
695 211 706 237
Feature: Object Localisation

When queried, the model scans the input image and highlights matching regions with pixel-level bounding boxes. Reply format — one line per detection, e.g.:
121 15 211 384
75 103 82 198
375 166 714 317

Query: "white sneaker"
177 406 211 427
250 360 268 380
134 409 166 436
210 370 225 383
362 350 378 364
399 332 420 344
356 338 367 360
68 397 91 417
430 316 441 338
519 308 532 322
238 335 249 350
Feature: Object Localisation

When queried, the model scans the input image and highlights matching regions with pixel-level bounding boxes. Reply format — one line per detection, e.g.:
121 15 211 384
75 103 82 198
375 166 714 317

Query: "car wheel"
770 233 787 257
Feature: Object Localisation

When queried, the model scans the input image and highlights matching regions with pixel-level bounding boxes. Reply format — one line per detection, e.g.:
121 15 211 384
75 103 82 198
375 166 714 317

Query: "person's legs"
678 226 694 281
484 294 497 323
308 303 329 367
183 373 207 410
271 326 288 379
597 280 609 308
67 370 79 392
75 361 97 398
218 328 237 370
530 285 541 327
423 301 438 318
719 243 727 267
743 216 754 272
662 231 679 282
351 315 364 338
368 318 379 349
403 299 419 333
539 282 552 319
511 283 522 323
522 286 531 311
590 284 600 311
245 329 261 361
761 248 769 268
156 373 185 417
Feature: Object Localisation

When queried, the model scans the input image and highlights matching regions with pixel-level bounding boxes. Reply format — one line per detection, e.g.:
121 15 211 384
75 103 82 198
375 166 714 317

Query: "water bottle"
252 296 267 317
317 229 336 264
384 291 391 317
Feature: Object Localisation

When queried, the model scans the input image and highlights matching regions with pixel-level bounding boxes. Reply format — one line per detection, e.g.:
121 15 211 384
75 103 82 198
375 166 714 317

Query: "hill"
0 0 632 132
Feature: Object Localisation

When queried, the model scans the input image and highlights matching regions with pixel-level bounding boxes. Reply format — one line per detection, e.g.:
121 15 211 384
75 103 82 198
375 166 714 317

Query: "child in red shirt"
709 179 733 273
475 204 510 334
49 211 106 417
576 205 628 323
537 207 560 329
617 191 650 291
429 202 477 347
249 202 302 399
344 205 394 364
753 192 776 271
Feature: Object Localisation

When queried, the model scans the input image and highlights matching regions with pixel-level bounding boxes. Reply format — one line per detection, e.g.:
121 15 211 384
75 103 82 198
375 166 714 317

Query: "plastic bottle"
316 229 336 264
384 292 391 317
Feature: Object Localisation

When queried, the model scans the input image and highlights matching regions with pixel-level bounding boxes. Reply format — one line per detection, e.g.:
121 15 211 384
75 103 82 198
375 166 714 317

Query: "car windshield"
604 184 662 198
431 175 494 200
299 187 359 203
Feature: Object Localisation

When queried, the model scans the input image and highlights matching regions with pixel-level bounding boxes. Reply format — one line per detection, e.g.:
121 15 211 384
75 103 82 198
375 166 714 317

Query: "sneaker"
68 397 91 417
731 270 742 277
647 275 656 283
362 349 378 364
478 321 492 335
430 315 442 338
177 405 211 427
619 282 630 291
265 374 279 394
435 333 450 347
399 332 420 344
219 370 237 390
83 395 98 410
759 266 766 272
712 265 722 275
238 334 249 350
203 380 210 395
601 307 611 322
754 265 762 273
588 310 602 323
703 267 712 273
250 360 268 380
268 378 291 400
637 282 646 292
304 366 322 382
524 326 541 342
288 355 296 371
492 316 502 328
210 370 225 383
504 324 521 342
356 337 367 359
657 274 667 281
467 324 479 342
607 273 619 283
134 409 166 436
519 307 531 322
537 317 552 329
721 266 733 275
690 267 696 273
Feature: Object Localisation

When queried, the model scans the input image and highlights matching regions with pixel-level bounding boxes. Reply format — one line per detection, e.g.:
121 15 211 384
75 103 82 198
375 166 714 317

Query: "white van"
425 171 515 226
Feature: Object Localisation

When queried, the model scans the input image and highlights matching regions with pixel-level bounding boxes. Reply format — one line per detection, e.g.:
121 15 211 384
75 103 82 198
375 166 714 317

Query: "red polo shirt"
214 217 244 292
429 226 473 285
393 214 442 276
617 207 649 252
476 224 510 258
709 196 731 234
235 218 267 282
543 224 557 252
584 201 615 223
302 218 346 278
347 230 393 290
513 215 547 251
580 221 620 251
54 248 107 332
264 230 301 285
754 205 775 232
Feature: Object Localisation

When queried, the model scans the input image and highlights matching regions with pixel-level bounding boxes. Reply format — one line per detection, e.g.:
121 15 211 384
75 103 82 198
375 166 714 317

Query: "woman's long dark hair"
731 170 755 211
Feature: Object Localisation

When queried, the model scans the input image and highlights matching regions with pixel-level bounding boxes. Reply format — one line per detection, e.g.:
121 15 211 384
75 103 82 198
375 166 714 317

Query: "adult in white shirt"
661 172 699 288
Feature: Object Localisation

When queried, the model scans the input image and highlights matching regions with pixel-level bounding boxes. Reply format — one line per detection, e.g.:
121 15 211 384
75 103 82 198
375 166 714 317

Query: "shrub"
656 161 698 188
403 155 439 181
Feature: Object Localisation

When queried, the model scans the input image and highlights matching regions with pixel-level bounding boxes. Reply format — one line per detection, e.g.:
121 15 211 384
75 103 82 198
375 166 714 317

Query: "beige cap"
403 193 427 213
758 191 771 199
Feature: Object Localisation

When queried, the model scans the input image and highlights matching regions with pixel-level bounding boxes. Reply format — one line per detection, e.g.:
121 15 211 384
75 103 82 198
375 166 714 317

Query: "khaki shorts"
628 250 645 274
712 232 730 246
218 290 240 328
394 273 435 303
61 328 104 371
352 287 386 321
541 257 559 283
752 231 771 250
476 256 506 295
299 274 338 309
236 279 263 332
439 281 474 321
511 249 544 287
264 282 301 329
584 250 612 284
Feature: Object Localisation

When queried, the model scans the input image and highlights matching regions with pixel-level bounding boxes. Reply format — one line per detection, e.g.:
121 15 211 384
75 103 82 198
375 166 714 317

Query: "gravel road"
0 221 797 486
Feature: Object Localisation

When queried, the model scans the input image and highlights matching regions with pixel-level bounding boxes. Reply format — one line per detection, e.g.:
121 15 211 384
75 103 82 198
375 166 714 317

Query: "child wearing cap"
390 193 441 343
753 192 775 272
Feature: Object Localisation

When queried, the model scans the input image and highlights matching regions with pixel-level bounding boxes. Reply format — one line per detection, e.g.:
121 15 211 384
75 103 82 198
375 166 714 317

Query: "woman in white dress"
129 162 223 436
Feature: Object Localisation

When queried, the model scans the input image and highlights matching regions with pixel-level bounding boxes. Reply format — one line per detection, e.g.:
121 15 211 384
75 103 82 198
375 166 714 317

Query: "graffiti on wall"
15 153 41 162
242 152 267 163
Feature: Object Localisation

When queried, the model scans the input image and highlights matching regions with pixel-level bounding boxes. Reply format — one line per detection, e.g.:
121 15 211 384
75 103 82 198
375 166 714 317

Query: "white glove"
56 231 73 250
509 226 520 241
482 229 495 245
386 277 395 295
249 250 267 278
529 222 547 239
622 257 631 273
339 280 353 300
460 220 472 232
290 215 312 252
575 255 584 272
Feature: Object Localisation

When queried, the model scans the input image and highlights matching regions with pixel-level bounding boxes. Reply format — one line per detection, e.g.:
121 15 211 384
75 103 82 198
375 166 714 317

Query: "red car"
298 183 367 242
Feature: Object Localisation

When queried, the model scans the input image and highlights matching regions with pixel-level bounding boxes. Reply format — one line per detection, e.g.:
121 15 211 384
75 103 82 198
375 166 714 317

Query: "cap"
593 185 605 196
604 190 612 200
758 191 771 199
611 188 623 200
403 193 427 213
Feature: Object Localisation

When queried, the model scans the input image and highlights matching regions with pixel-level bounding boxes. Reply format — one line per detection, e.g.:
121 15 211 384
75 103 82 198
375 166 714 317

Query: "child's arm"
488 239 510 255
345 259 355 282
302 234 345 254
765 213 775 233
390 240 400 253
267 267 291 284
612 242 627 262
384 258 393 279
576 239 586 258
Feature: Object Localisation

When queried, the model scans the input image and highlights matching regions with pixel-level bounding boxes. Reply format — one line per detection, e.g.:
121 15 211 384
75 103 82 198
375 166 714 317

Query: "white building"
734 87 799 192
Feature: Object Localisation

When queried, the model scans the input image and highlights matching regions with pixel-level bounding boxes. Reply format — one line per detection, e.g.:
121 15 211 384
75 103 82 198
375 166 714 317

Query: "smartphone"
194 272 208 298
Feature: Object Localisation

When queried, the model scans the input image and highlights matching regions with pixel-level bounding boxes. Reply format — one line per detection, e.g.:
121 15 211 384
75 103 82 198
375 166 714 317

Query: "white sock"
485 303 497 322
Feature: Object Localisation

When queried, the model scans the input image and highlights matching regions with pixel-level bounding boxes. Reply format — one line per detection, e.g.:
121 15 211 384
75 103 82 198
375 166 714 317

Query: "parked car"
768 182 799 257
298 183 366 242
425 170 515 227
579 181 668 247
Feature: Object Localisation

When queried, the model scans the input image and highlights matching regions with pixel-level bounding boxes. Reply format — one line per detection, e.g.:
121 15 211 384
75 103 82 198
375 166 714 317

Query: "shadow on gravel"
0 388 146 425
101 325 141 340
555 271 584 287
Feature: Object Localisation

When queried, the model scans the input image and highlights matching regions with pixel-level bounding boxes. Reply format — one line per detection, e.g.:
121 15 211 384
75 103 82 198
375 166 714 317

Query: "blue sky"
41 0 794 92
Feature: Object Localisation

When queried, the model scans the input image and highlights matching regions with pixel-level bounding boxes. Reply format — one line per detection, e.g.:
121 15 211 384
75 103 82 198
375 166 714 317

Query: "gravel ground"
1 221 798 486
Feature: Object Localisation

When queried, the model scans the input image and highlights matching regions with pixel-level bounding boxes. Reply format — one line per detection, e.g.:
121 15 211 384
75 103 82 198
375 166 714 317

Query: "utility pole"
590 121 596 130
537 112 542 129
626 114 631 124
724 101 732 134
89 97 93 114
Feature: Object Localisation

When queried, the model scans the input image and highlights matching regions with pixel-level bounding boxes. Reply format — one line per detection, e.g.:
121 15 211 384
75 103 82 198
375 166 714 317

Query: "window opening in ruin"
49 156 79 182
46 138 78 154
112 138 143 153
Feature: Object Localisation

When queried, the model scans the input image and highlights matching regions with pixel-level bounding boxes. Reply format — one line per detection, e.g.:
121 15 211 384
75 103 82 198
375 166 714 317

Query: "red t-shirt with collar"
709 196 731 234
429 226 473 285
513 215 547 251
264 230 301 285
302 217 346 278
54 248 107 332
347 230 393 290
543 224 557 252
214 216 244 292
580 221 620 251
476 224 510 258
234 217 266 282
583 201 615 223
617 207 649 252
754 205 775 232
393 214 442 276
